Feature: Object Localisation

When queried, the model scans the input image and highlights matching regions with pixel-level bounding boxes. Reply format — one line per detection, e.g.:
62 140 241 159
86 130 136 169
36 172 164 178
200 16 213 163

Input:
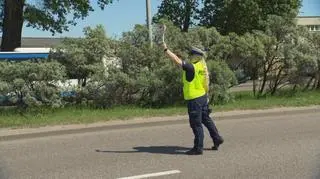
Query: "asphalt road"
0 111 319 179
229 81 253 92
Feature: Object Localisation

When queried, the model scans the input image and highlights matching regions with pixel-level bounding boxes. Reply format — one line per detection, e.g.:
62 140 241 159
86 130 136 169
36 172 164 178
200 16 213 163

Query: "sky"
21 0 320 38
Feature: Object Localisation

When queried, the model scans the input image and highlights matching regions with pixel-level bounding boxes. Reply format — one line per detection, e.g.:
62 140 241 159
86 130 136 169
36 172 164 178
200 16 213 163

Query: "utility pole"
146 0 153 47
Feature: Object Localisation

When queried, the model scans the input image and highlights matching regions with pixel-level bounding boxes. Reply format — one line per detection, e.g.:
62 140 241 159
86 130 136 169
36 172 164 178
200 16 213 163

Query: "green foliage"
1 0 318 116
121 24 150 48
51 25 113 87
198 0 301 35
154 0 302 35
0 1 316 112
199 0 261 35
87 24 184 108
61 22 237 108
0 0 115 51
152 0 304 98
0 0 3 32
22 0 114 34
305 31 320 89
0 60 66 109
226 14 318 97
153 0 200 32
198 0 226 32
3 89 320 128
207 60 237 105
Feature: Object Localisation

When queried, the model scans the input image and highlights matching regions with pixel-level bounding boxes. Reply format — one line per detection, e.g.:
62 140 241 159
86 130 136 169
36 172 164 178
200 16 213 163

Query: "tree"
229 32 265 96
153 0 199 32
198 0 302 35
307 31 320 89
198 0 225 32
0 60 66 110
51 25 113 88
82 22 237 108
0 0 4 32
0 0 115 51
230 15 315 97
199 0 261 35
258 0 301 19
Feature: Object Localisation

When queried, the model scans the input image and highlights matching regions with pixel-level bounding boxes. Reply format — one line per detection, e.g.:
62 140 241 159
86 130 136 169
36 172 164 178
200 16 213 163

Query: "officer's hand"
162 42 167 50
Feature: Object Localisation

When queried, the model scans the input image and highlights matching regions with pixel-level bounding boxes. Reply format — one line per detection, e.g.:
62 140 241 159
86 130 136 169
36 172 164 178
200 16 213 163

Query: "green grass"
215 90 320 111
1 90 320 129
0 106 187 129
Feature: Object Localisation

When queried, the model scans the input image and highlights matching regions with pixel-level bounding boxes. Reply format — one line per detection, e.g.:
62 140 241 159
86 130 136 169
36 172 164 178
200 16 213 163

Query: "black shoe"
212 138 224 150
185 148 203 155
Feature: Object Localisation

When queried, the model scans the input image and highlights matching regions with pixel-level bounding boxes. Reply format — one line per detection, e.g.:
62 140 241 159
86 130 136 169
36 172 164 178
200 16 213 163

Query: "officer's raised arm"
162 43 183 67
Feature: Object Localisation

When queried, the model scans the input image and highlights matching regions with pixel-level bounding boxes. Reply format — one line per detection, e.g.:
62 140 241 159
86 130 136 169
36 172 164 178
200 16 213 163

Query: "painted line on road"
117 170 181 179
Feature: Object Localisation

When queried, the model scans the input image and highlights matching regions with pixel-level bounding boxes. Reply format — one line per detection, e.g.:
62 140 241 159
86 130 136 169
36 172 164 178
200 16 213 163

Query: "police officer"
163 43 224 155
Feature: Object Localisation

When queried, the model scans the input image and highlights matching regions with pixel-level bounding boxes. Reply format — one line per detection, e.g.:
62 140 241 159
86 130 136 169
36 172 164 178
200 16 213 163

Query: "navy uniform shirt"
182 61 195 82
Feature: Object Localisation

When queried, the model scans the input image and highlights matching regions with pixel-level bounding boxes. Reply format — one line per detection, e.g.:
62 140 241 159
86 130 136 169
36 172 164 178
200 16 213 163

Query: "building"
296 16 320 32
0 37 63 48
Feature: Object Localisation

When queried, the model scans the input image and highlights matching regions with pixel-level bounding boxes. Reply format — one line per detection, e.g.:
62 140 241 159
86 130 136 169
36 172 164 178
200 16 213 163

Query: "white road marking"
117 170 181 179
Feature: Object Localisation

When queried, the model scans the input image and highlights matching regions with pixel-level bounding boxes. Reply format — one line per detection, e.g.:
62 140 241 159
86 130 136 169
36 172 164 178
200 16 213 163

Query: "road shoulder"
0 105 319 141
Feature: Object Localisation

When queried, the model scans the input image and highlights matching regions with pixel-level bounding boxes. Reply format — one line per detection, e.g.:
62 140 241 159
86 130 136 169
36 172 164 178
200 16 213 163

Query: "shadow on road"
95 146 194 155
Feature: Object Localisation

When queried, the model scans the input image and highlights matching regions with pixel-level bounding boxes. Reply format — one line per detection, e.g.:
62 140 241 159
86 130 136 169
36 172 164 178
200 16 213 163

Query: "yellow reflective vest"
182 60 209 100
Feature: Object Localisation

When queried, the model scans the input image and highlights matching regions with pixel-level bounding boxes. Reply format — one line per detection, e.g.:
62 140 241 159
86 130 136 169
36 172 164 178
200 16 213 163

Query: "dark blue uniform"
182 60 224 155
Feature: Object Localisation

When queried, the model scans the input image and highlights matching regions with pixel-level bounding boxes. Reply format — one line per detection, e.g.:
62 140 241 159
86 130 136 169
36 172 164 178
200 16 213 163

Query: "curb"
0 106 319 141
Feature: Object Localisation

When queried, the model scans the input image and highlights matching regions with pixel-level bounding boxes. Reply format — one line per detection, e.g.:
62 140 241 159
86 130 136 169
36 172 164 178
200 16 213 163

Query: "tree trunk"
182 0 192 32
317 73 320 89
258 71 267 96
253 79 256 96
258 58 275 96
312 78 317 89
270 67 283 96
292 84 297 92
316 60 320 89
303 77 314 91
1 0 25 51
82 78 87 87
252 66 258 96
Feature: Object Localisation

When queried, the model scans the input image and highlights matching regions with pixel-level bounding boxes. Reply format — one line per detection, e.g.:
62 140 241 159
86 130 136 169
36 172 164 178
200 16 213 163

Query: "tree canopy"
153 0 200 32
0 0 115 51
154 0 302 35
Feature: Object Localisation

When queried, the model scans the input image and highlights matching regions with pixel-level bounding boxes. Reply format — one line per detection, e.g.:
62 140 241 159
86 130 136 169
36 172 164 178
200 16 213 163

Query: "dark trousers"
187 95 222 151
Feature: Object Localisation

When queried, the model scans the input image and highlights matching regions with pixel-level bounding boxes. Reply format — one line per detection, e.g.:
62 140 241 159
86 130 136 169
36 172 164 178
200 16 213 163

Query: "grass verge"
0 90 319 129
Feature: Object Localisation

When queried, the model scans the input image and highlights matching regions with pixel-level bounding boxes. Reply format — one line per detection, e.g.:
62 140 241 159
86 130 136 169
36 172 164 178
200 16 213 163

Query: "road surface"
229 81 253 92
0 111 319 179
